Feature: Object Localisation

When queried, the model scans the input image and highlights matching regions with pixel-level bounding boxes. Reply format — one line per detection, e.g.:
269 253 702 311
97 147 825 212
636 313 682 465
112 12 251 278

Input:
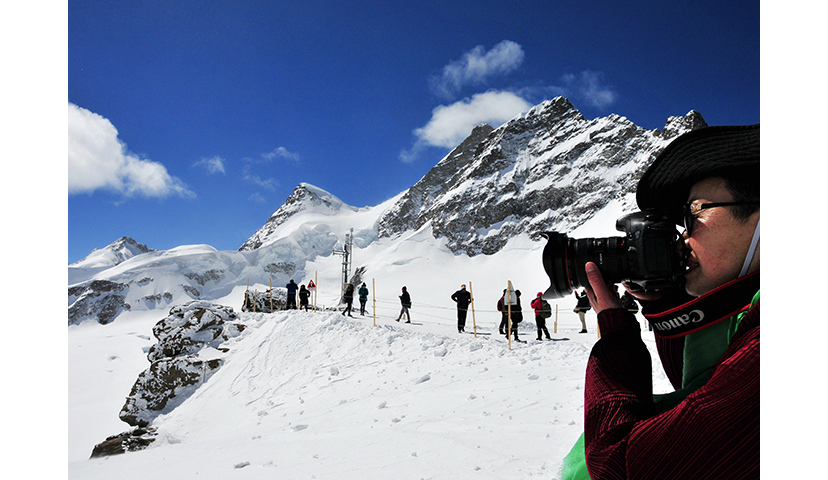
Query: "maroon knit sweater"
584 302 759 479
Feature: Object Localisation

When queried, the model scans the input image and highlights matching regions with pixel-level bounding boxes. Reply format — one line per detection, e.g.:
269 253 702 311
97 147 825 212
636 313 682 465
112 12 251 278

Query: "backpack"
540 300 552 319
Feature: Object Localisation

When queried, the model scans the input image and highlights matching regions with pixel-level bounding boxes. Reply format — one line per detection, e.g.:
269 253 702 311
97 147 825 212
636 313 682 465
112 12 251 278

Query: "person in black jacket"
497 290 508 334
451 285 472 333
396 286 411 323
498 288 523 341
358 283 369 315
285 279 299 310
342 284 355 317
574 289 591 333
298 284 310 311
510 289 523 341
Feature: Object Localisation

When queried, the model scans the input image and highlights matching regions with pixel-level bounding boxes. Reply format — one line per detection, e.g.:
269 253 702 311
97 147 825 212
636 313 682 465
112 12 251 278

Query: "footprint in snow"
414 374 431 384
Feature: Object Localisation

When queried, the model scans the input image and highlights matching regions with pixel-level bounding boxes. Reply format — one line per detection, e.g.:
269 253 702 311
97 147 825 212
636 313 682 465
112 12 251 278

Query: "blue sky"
66 0 761 263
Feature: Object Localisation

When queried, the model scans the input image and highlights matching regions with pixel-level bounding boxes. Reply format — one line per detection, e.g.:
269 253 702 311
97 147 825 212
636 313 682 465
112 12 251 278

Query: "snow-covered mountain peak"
71 236 154 268
662 110 707 137
290 182 351 212
239 183 357 251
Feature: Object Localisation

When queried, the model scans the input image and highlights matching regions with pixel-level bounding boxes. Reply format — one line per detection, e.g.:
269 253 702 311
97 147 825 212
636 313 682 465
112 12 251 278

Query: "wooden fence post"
554 304 558 333
506 280 513 350
469 281 477 338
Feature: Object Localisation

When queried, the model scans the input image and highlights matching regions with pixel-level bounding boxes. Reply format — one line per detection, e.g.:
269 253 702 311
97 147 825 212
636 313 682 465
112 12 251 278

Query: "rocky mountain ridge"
374 97 706 255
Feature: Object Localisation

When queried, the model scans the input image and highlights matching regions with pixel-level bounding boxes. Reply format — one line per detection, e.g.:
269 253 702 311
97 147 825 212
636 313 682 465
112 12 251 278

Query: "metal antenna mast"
332 228 354 300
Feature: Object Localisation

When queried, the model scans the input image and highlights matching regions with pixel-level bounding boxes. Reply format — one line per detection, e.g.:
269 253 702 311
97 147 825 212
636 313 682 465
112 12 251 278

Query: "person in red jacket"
572 125 760 479
530 292 552 341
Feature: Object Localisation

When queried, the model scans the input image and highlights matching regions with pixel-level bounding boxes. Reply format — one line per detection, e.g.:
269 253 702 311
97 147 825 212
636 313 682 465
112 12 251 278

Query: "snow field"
70 304 670 479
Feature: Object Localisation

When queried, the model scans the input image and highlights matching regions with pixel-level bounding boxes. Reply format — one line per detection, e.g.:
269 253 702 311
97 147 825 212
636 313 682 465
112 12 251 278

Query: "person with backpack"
342 284 355 317
497 290 509 334
574 289 591 333
450 284 472 333
358 282 369 315
298 284 310 311
531 292 552 341
497 287 522 342
396 286 411 323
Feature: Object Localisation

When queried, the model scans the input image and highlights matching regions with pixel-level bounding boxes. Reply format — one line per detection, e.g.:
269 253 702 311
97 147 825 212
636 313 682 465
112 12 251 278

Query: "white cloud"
68 103 194 198
562 71 617 109
403 91 532 162
242 163 279 191
193 156 226 174
241 148 293 190
249 192 267 203
430 40 525 99
262 146 300 163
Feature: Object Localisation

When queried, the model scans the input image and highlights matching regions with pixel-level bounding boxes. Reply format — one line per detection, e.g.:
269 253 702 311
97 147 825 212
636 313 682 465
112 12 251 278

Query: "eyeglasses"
682 201 759 236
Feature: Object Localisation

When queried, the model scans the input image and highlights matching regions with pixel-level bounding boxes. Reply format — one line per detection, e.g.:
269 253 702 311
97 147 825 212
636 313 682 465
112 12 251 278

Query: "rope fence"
244 275 649 340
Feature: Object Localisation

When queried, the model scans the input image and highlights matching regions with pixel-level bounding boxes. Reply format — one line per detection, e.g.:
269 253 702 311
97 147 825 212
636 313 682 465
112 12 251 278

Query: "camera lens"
541 232 573 299
540 232 629 299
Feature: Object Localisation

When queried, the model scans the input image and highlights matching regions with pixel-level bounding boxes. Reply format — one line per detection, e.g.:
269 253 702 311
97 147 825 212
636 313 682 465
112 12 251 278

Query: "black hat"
636 124 759 222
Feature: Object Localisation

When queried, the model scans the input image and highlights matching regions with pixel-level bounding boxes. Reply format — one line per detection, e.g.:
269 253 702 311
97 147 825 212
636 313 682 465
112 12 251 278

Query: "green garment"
556 291 759 479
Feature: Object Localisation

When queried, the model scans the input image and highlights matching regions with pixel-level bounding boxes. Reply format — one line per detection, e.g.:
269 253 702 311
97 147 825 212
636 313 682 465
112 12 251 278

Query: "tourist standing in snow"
497 290 508 334
567 124 760 479
497 287 522 341
342 284 355 317
358 282 369 315
573 289 591 333
285 279 299 309
396 286 411 323
509 289 523 341
450 284 472 333
530 292 552 341
298 284 310 311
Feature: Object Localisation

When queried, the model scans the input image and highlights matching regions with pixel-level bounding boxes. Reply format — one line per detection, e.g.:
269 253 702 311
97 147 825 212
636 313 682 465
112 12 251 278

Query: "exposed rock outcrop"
68 280 131 325
118 301 244 428
90 427 158 458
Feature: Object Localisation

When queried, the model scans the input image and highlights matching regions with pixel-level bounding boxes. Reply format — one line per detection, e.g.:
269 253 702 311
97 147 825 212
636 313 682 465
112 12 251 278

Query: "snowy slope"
70 293 671 480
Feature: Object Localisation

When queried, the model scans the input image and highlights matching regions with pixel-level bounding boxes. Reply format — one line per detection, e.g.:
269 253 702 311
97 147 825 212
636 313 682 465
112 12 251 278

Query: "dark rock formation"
68 280 131 325
118 301 244 428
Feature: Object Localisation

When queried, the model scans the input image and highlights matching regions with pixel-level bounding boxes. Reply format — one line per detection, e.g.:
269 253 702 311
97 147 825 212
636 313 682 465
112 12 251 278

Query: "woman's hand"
584 262 622 314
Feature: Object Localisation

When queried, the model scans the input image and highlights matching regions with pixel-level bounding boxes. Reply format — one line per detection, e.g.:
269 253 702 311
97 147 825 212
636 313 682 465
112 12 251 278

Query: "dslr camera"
540 210 686 299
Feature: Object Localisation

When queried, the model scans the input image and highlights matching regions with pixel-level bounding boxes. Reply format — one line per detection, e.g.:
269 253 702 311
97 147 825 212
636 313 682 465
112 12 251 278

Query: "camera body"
540 210 685 299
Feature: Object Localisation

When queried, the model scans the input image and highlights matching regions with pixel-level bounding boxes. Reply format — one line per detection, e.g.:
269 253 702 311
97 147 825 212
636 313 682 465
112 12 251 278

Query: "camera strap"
644 271 760 339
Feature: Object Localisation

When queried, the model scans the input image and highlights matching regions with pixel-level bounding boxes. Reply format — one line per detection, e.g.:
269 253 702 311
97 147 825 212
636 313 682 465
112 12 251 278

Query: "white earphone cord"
739 219 760 277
